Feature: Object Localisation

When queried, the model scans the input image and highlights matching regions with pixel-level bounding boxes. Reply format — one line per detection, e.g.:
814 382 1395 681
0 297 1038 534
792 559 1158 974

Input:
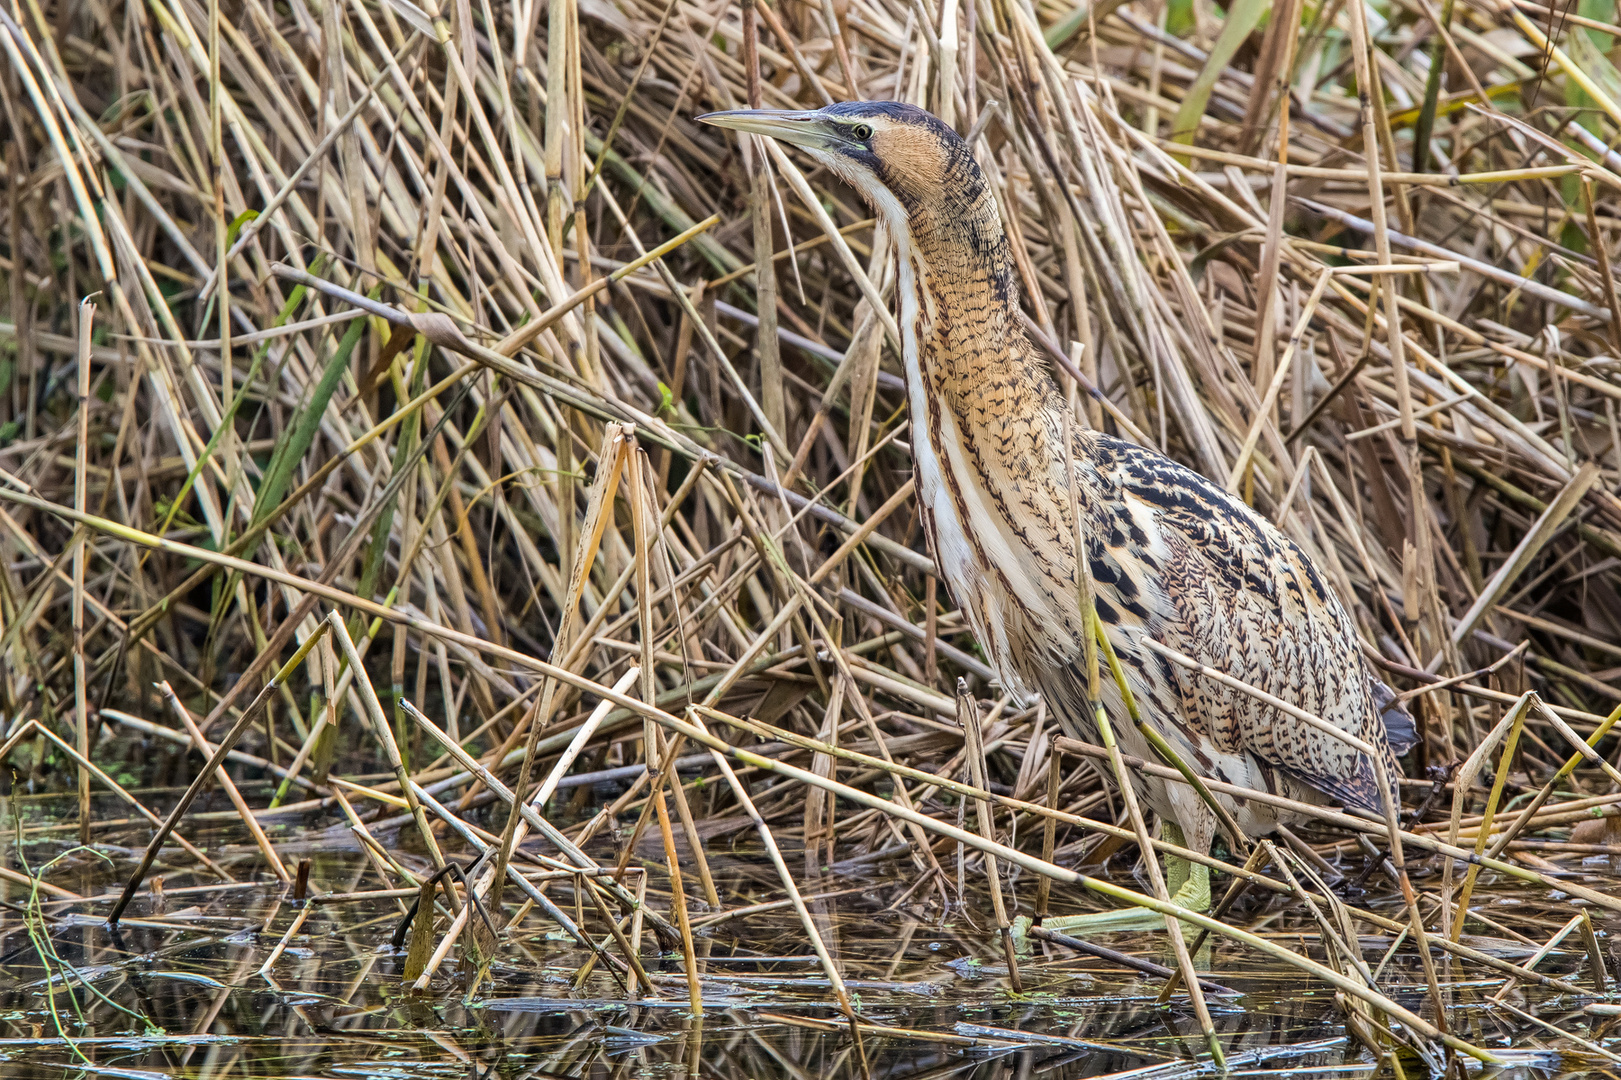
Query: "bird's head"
697 101 971 230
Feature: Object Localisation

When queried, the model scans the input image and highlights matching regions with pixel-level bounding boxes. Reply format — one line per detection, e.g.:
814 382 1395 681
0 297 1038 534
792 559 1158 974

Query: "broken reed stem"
72 296 93 847
107 619 332 925
1086 611 1223 1068
958 681 1020 991
161 682 290 883
10 0 1621 1061
669 708 1494 1061
1449 691 1532 937
647 722 703 1015
682 710 869 1068
1034 745 1061 923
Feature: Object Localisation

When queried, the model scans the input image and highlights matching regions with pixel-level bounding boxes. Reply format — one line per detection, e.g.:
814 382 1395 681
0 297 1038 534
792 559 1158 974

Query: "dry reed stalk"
257 902 313 976
160 681 290 882
329 611 447 869
957 680 1020 991
647 718 704 1013
6 0 1621 1059
1 717 230 878
399 668 639 986
674 705 1495 1059
71 297 93 847
107 619 332 923
1085 614 1224 1066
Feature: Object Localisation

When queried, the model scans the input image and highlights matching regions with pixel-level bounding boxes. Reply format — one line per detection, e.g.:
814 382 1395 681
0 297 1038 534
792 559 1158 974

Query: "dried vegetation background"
4 0 1621 1063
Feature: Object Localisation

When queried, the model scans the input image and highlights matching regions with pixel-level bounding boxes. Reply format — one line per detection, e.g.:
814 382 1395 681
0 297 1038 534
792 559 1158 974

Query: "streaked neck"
888 178 1066 467
890 188 1085 695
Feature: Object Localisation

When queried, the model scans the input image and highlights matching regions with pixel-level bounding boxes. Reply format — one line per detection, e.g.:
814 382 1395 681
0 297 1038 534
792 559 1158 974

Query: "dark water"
1 788 1614 1079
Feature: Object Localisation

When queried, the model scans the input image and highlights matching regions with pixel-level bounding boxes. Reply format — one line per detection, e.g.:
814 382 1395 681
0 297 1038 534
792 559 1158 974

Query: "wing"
1081 434 1403 813
1371 678 1418 756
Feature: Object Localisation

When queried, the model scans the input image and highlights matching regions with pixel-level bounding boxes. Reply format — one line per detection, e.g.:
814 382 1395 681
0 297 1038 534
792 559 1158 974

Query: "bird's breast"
895 255 1090 701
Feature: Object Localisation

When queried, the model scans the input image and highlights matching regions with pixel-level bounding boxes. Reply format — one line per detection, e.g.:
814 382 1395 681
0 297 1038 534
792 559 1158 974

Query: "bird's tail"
1369 676 1417 757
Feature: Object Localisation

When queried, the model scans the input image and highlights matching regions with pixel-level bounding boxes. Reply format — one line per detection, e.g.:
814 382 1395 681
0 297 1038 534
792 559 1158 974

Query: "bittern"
699 102 1414 933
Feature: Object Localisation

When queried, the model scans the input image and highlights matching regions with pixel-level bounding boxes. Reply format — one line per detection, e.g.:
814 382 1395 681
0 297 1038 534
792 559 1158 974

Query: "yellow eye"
852 123 873 141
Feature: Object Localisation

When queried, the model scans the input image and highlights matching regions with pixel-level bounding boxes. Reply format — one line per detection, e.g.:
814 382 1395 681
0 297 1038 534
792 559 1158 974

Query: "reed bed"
3 0 1621 1069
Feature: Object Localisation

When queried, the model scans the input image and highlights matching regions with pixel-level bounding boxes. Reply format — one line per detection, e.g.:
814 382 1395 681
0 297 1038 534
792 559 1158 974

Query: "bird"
697 101 1415 933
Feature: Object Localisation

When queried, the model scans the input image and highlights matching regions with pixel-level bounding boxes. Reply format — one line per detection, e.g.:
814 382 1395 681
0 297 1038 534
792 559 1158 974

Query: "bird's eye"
851 123 873 141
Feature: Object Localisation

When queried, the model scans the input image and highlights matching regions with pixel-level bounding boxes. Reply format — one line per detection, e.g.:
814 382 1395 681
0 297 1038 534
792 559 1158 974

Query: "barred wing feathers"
1080 434 1405 814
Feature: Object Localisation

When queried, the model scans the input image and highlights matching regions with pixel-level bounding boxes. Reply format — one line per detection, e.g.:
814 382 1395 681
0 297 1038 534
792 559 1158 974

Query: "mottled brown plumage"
699 101 1412 920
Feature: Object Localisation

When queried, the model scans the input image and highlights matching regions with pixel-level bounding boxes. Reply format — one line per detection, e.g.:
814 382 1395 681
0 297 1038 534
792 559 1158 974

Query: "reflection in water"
0 789 1606 1078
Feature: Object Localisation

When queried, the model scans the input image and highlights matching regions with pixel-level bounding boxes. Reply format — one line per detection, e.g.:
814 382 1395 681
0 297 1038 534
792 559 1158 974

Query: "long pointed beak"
695 108 833 150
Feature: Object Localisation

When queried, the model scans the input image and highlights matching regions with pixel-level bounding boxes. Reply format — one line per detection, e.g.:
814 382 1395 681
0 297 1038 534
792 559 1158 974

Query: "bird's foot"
1010 859 1211 948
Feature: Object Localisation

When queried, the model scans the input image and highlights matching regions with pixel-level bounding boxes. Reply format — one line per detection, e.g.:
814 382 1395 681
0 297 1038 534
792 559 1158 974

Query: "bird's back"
1041 432 1411 818
910 365 1409 827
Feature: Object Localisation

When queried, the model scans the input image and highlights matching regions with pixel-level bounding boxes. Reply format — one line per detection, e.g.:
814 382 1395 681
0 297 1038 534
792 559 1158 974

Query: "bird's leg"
1160 821 1211 915
1011 821 1211 944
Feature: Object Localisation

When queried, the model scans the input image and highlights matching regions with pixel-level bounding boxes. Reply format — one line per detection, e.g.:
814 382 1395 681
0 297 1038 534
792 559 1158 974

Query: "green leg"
1012 820 1211 944
1162 821 1211 916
